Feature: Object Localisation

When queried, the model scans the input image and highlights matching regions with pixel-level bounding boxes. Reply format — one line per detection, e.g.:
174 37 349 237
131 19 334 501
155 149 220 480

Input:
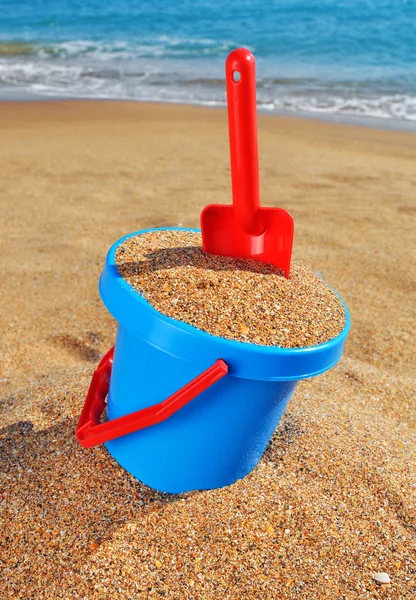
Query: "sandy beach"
0 101 415 599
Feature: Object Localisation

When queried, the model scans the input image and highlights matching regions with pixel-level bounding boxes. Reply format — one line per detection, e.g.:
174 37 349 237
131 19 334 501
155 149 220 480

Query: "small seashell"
373 572 391 584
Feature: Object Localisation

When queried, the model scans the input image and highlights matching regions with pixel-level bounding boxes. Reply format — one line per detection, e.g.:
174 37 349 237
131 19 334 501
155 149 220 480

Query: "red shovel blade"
201 204 293 277
201 48 294 278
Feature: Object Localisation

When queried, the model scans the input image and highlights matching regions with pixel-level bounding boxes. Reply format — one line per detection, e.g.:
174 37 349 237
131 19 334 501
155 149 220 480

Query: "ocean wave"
0 42 38 57
0 51 415 122
262 94 416 121
0 37 239 60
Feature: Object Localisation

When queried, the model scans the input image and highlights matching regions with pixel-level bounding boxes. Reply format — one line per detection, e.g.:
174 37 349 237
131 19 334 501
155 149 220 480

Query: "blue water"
1 0 416 123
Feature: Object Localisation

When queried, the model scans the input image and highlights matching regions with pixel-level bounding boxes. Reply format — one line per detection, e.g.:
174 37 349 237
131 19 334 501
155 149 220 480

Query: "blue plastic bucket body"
106 325 298 493
100 228 350 493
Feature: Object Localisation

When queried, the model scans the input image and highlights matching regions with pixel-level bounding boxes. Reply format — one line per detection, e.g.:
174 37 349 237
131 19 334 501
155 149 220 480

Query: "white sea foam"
1 48 415 124
29 37 238 61
264 94 416 121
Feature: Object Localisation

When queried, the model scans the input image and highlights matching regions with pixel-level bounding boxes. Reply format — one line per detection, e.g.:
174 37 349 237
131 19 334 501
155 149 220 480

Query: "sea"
1 0 416 127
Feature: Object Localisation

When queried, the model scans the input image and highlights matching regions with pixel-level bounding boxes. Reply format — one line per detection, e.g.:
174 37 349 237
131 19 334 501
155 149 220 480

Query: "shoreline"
1 92 416 133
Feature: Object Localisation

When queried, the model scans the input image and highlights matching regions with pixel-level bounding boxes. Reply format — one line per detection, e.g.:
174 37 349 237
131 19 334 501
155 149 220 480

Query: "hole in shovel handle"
76 348 229 448
232 70 241 83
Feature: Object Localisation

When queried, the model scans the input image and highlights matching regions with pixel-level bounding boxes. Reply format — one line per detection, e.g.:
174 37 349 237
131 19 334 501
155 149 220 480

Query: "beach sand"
0 101 415 599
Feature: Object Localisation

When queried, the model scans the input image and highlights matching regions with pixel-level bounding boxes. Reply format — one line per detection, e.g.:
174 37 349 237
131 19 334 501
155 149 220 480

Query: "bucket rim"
103 226 350 358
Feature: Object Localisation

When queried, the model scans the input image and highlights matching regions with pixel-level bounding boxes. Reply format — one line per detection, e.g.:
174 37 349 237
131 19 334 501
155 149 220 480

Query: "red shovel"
201 48 294 278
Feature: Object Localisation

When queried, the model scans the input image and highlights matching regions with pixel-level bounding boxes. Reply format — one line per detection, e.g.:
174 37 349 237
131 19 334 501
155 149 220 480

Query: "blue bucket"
99 227 350 493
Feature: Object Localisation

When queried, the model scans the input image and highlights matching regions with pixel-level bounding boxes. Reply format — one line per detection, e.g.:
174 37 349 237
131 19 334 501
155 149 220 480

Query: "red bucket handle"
76 347 228 448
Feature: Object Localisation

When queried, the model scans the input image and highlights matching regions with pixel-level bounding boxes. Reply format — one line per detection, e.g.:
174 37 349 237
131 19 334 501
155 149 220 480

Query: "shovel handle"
226 48 261 234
